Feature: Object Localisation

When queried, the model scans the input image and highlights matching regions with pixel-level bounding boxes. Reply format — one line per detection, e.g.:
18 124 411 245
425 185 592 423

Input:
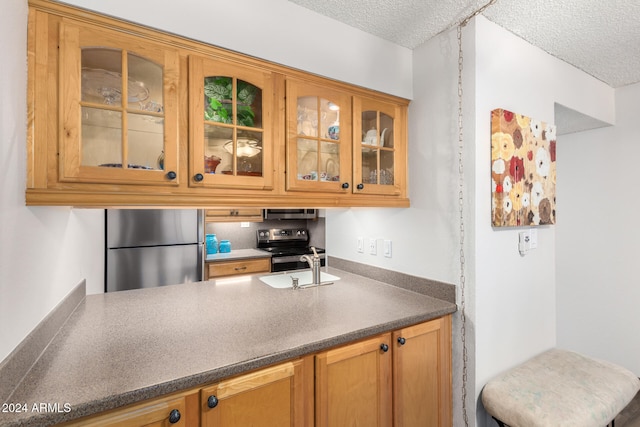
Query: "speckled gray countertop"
1 267 456 427
205 248 270 262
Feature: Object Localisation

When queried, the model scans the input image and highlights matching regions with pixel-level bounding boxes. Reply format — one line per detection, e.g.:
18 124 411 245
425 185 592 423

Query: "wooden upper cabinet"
315 333 392 427
26 1 410 208
285 78 352 193
58 19 180 185
353 96 406 196
189 55 274 190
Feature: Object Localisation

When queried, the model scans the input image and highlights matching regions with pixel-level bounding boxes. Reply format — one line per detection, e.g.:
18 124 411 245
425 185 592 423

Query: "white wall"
472 15 615 427
0 0 104 364
60 0 413 100
556 82 640 375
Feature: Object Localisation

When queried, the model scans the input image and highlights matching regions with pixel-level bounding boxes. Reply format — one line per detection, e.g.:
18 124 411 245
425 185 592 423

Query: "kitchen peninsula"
1 267 456 426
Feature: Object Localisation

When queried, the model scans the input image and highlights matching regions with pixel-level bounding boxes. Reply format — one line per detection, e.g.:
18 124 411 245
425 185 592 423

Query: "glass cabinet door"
285 79 351 192
353 97 402 195
59 21 179 185
189 56 274 189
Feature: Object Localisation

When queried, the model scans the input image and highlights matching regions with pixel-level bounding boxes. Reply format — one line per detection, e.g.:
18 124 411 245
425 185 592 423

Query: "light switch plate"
383 240 392 258
357 237 364 253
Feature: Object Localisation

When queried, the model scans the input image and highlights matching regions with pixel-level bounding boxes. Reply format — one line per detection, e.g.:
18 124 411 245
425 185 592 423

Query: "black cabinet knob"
341 182 349 189
166 171 177 180
356 183 364 190
193 173 204 182
397 337 406 346
380 343 389 352
207 395 219 409
169 409 181 424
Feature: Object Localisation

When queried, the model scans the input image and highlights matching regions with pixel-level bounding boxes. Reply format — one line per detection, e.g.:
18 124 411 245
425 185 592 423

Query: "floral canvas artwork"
491 108 556 227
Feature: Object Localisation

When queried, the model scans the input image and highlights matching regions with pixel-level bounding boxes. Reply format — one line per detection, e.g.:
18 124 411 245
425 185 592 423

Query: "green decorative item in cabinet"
204 77 257 127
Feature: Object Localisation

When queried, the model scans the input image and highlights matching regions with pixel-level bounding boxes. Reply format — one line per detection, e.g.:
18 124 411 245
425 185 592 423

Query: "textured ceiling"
289 0 640 88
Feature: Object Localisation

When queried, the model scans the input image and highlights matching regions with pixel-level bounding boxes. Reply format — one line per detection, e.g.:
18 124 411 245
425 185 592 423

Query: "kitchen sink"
259 271 340 289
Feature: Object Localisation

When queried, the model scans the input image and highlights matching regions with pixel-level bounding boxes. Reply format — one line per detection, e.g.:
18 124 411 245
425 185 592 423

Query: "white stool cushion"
482 348 640 427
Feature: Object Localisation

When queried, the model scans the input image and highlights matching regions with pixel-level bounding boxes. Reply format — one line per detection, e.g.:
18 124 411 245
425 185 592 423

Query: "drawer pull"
234 266 247 271
397 337 406 345
169 409 181 423
207 395 219 408
380 343 389 352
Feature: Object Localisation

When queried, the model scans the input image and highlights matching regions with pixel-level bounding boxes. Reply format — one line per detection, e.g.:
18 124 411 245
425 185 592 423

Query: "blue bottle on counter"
219 240 231 253
206 234 218 254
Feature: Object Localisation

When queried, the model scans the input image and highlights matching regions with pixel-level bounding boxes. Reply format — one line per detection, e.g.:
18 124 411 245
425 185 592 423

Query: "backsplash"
205 217 326 250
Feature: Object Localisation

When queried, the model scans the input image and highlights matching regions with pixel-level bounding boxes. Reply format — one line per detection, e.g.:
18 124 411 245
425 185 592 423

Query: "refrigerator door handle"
198 242 205 281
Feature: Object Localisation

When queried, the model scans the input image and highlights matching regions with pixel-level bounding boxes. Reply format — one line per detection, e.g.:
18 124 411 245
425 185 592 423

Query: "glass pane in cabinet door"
297 138 318 181
361 147 379 184
380 150 395 185
128 113 164 170
235 130 263 176
297 96 318 137
81 48 123 105
127 53 162 113
204 77 233 124
320 98 340 141
320 141 340 182
203 125 233 174
361 110 377 145
236 79 262 128
81 107 122 167
380 113 394 148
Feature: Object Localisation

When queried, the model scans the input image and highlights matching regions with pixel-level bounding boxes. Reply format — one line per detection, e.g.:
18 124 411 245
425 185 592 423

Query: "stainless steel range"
257 228 326 272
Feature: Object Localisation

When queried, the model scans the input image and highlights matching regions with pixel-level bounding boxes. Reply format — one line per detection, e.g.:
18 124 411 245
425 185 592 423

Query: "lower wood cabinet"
56 316 450 426
59 390 199 427
315 315 452 427
205 258 271 279
315 333 393 426
393 315 452 427
200 357 313 427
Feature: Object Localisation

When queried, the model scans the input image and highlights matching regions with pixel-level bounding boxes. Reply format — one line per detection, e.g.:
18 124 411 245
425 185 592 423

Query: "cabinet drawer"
205 209 263 222
206 258 271 279
59 390 198 427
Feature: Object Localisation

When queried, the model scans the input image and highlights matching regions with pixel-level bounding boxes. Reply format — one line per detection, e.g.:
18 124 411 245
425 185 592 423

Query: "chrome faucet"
300 247 321 285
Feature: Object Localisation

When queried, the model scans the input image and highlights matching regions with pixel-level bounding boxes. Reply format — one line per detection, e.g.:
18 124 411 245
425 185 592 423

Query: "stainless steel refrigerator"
106 209 204 292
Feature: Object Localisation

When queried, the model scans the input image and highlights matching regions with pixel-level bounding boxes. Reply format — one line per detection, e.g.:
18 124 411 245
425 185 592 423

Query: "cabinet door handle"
397 337 406 345
356 183 364 190
169 409 181 423
166 171 177 180
234 266 247 271
207 395 219 408
193 173 204 182
341 182 349 189
380 343 389 352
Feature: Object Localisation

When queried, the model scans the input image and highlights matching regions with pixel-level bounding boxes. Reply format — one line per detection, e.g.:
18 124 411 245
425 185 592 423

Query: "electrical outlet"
240 222 250 228
518 231 530 255
529 229 538 249
369 238 377 255
383 240 392 258
357 237 364 253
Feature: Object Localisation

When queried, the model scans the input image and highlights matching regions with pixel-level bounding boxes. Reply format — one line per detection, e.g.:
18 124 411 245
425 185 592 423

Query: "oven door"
271 254 326 272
